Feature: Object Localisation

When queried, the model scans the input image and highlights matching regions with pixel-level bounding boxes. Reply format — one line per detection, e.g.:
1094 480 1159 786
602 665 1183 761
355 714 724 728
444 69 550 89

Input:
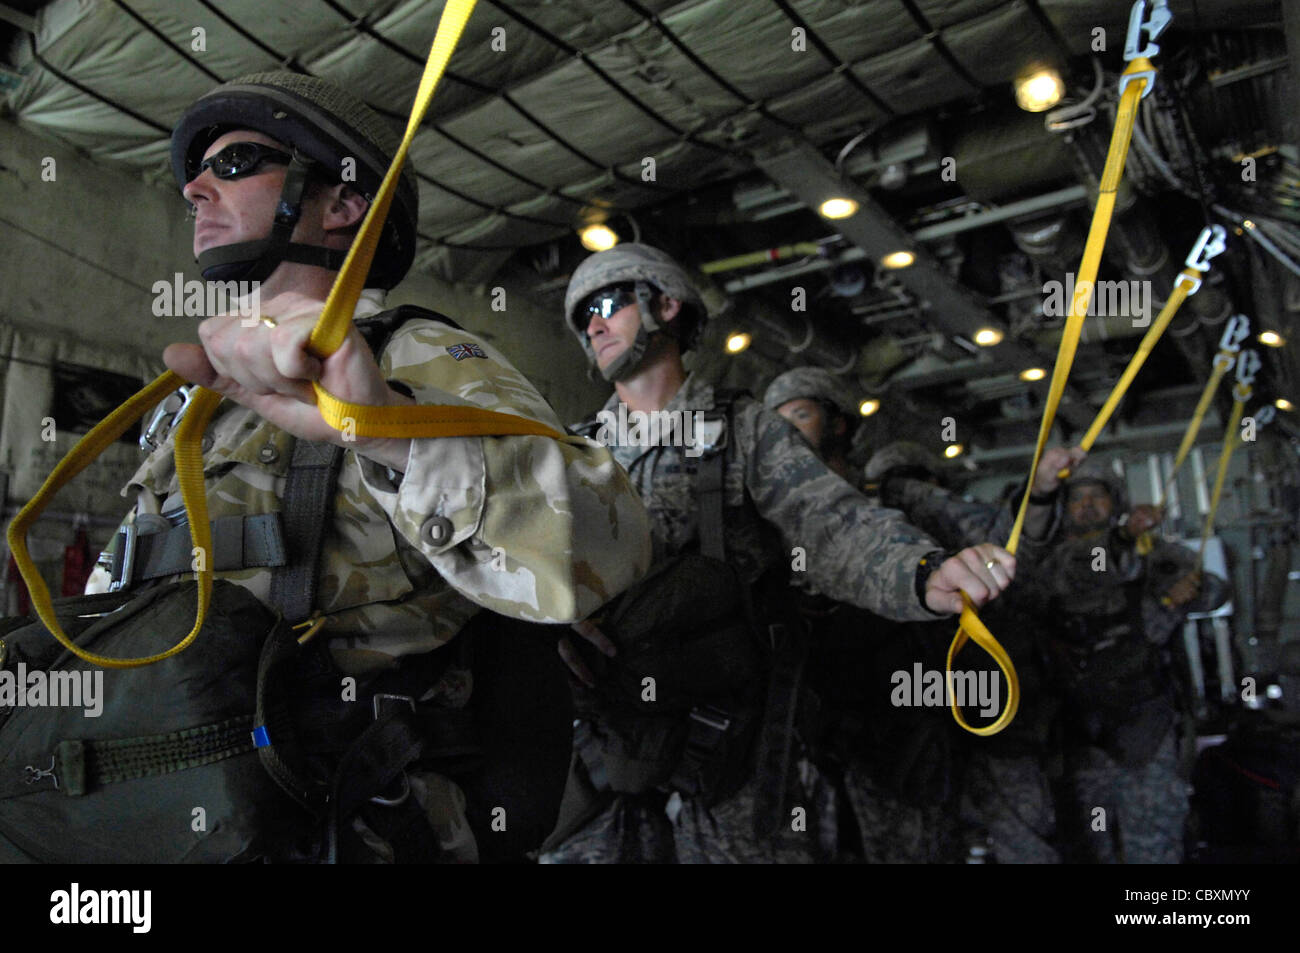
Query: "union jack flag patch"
446 342 487 361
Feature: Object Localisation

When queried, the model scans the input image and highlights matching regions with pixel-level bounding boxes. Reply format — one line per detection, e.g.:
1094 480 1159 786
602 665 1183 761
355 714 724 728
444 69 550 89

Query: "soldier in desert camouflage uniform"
1018 458 1229 864
867 440 1084 864
541 245 1019 864
85 73 652 862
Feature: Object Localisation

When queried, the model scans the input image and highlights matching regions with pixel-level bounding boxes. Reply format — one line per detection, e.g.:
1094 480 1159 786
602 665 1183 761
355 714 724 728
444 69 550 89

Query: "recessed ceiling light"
1259 330 1285 347
579 223 619 251
1015 68 1065 112
880 250 915 270
1019 367 1047 382
725 332 752 354
974 327 1004 347
944 443 964 459
818 197 859 219
1276 398 1294 412
858 398 880 417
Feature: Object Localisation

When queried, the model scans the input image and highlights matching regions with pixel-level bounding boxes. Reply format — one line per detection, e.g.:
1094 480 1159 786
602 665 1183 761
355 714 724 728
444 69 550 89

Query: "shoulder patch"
446 342 488 361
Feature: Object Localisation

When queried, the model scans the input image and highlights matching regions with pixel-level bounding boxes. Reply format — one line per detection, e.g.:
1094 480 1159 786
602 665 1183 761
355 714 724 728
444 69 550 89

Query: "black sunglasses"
581 283 642 322
190 141 293 183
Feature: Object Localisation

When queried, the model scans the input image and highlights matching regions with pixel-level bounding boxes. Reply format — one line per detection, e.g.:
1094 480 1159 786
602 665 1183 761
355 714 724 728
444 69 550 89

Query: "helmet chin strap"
196 154 348 283
597 281 663 382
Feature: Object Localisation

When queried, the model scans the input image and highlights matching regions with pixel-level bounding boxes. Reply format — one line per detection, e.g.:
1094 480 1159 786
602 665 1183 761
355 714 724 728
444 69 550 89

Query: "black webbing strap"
693 391 734 562
696 450 726 561
266 439 343 624
252 620 323 812
750 620 810 839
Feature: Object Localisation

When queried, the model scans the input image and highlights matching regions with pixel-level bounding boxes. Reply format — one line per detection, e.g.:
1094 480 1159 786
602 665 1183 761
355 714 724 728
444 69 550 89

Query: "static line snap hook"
1220 314 1251 353
1235 349 1261 388
1186 225 1227 273
1125 0 1173 62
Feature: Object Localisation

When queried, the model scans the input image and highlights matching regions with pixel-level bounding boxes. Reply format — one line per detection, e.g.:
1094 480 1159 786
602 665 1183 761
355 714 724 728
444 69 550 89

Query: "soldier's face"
776 398 826 451
584 289 642 372
183 129 295 259
1066 482 1113 534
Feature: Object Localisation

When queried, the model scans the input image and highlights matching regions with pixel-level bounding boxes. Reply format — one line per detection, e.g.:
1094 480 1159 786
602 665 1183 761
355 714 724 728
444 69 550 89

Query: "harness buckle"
688 705 733 733
107 523 138 593
372 693 416 721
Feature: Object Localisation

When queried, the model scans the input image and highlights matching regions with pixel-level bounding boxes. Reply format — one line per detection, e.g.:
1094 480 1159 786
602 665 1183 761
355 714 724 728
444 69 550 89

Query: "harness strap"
111 513 285 587
750 620 810 839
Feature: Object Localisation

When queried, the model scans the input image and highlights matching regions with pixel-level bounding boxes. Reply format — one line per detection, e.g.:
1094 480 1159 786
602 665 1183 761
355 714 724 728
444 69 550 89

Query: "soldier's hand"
162 293 413 469
557 619 617 688
1033 446 1087 497
1162 569 1202 608
1124 503 1163 539
925 544 1016 615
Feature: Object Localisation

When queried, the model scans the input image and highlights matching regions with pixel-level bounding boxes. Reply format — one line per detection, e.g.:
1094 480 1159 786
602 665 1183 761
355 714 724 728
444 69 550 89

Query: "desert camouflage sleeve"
738 402 945 622
355 318 653 623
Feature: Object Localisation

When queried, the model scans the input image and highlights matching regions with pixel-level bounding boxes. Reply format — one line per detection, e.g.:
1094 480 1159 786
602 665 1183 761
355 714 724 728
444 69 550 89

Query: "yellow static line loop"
949 54 1154 736
947 593 1021 736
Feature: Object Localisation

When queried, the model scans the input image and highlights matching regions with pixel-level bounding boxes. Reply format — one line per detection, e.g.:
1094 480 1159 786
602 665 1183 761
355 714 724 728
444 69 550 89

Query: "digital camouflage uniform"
541 373 949 864
880 474 1064 864
1021 519 1229 864
88 291 653 860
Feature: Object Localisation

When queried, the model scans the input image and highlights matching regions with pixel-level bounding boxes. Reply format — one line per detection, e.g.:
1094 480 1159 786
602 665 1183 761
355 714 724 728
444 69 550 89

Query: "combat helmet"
864 440 944 484
1066 456 1130 513
564 243 706 381
763 366 857 418
172 71 418 289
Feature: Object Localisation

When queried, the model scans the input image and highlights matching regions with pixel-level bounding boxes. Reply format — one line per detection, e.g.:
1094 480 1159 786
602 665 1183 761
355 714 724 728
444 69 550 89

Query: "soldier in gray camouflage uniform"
867 440 1085 864
541 244 1019 864
763 367 861 483
1017 457 1229 864
84 73 653 862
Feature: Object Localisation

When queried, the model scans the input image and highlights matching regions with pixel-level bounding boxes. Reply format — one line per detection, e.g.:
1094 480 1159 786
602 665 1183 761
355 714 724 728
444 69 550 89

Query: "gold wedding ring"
260 315 278 329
